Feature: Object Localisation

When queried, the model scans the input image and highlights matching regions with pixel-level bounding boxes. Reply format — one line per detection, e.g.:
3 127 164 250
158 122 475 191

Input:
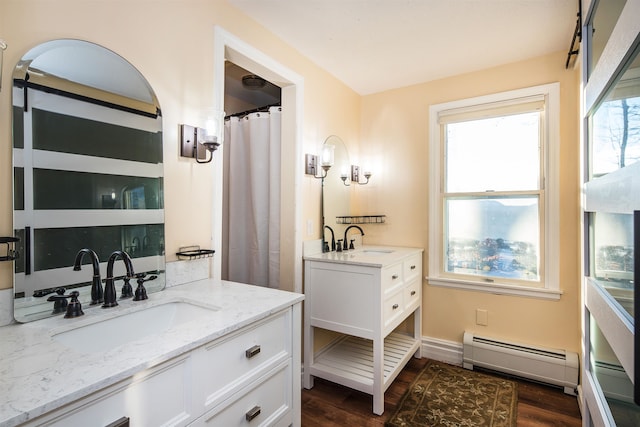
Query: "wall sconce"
180 111 223 164
341 165 372 186
305 144 334 178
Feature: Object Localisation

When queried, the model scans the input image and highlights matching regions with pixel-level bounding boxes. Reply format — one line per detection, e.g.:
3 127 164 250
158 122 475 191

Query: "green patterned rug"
386 360 518 427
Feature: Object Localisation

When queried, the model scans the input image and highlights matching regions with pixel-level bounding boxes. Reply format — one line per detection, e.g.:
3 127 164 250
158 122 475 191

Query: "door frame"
212 26 304 293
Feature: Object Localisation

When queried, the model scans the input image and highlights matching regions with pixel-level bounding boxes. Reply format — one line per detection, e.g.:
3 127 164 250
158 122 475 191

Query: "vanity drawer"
382 262 404 295
403 253 422 282
404 279 421 311
23 354 194 427
383 290 404 328
196 311 290 410
195 362 292 427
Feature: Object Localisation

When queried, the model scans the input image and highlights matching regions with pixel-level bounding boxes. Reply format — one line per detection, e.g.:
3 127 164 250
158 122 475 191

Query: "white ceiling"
228 0 579 95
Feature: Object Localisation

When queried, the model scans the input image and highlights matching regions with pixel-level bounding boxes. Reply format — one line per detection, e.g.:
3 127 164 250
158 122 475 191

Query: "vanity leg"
372 337 384 415
413 306 422 358
292 303 302 426
303 310 314 389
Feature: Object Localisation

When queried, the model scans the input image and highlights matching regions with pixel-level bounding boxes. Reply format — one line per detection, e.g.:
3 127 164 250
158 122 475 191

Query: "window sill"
426 276 562 300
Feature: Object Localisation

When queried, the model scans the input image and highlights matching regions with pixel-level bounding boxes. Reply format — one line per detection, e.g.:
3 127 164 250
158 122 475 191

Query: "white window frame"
428 83 562 300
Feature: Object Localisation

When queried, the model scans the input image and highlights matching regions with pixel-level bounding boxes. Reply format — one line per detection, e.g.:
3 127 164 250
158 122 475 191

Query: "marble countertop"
0 279 304 427
303 245 423 267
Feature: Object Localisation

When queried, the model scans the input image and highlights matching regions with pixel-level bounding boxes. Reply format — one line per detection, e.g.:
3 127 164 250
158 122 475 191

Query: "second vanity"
303 245 423 415
0 280 303 427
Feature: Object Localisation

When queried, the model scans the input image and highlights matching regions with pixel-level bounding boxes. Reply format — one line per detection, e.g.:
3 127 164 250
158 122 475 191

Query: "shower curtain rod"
225 103 281 119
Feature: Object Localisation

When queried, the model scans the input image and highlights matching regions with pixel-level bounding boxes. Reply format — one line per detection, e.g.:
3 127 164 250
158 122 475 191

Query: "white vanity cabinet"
303 247 423 415
20 306 301 427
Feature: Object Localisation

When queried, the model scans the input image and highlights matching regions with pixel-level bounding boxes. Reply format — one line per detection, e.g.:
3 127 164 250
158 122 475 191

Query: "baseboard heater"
463 331 579 395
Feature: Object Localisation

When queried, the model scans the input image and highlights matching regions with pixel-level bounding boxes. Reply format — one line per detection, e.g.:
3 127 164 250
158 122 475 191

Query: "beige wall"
360 51 581 353
1 1 582 355
0 0 361 291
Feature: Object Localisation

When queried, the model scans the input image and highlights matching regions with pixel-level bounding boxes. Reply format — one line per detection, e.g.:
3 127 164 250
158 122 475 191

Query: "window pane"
445 197 539 282
589 314 640 423
33 224 164 271
592 212 634 320
32 108 163 164
590 48 640 177
33 169 163 210
446 112 540 193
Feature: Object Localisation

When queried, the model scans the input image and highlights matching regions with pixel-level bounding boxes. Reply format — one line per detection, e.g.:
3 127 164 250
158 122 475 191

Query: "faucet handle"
336 239 343 252
33 286 66 298
349 239 356 250
120 277 133 299
132 273 156 301
47 290 84 318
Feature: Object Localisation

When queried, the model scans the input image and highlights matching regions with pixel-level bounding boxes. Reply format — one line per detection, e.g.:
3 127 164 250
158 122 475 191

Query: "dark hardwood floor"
301 357 582 426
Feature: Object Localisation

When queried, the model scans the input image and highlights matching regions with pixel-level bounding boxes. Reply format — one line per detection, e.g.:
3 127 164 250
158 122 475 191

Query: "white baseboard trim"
576 385 584 420
421 336 463 366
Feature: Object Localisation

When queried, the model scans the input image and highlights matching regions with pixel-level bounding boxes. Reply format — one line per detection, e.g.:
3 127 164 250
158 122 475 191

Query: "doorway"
212 27 304 293
222 62 281 287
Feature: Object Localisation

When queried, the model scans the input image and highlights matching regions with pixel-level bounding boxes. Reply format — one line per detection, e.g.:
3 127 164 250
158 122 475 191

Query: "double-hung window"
428 83 561 299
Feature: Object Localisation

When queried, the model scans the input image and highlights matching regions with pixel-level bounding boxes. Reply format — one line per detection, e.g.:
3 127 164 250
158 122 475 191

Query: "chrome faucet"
103 250 135 308
323 225 336 252
343 225 365 250
73 248 103 305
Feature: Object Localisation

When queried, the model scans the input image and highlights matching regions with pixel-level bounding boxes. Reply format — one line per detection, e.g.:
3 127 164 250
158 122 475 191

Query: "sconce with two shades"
341 165 372 186
305 144 334 178
180 111 224 164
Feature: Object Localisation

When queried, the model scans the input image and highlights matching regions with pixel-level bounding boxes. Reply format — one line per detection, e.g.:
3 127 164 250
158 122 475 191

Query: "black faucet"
323 225 336 252
73 248 103 305
103 250 135 308
343 225 365 250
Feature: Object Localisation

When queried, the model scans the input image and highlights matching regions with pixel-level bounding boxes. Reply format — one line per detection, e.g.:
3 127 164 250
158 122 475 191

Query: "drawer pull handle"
410 265 416 270
105 417 130 427
246 405 261 421
411 290 416 296
392 303 399 310
245 345 261 359
392 274 399 280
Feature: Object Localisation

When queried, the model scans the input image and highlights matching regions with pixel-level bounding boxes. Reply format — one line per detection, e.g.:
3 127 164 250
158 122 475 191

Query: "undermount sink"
52 301 219 353
360 249 395 255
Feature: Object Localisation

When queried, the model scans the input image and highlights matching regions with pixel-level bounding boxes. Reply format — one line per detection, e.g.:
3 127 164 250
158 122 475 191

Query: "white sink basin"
360 249 395 255
52 301 219 353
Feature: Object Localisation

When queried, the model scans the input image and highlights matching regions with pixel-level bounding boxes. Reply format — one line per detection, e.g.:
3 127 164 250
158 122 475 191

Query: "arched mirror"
12 40 165 322
322 135 350 238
